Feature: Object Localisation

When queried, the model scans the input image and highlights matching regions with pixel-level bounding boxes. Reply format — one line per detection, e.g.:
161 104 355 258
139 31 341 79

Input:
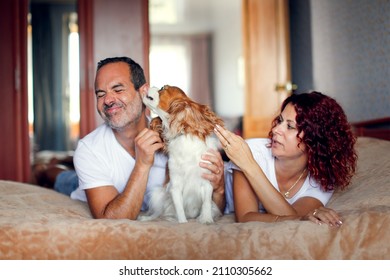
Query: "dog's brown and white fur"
140 85 224 223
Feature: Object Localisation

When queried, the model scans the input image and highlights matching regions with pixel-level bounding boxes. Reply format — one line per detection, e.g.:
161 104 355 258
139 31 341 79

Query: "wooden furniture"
352 117 390 141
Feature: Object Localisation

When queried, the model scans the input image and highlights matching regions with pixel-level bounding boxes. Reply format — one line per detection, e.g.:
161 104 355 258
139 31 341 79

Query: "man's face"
94 62 143 130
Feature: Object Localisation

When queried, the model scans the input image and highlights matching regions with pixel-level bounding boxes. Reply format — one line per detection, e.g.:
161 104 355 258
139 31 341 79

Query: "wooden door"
0 0 30 182
242 0 293 138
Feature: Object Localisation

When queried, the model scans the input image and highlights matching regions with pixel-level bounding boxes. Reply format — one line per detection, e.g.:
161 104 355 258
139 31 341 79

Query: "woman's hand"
214 125 255 169
303 206 343 227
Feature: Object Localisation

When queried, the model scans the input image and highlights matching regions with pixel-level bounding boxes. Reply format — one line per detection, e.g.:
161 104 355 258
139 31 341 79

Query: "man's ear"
139 83 149 98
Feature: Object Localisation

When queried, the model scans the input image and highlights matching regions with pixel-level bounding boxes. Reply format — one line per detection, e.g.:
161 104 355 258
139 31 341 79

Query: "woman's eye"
287 124 296 130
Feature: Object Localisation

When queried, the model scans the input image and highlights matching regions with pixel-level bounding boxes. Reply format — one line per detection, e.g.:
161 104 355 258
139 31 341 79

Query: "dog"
139 85 224 224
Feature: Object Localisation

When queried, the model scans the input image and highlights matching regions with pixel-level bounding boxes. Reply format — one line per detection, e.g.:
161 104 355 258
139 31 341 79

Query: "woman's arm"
215 125 295 216
234 169 342 226
233 170 296 222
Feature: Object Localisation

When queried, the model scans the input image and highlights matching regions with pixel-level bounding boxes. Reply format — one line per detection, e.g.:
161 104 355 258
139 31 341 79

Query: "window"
149 38 190 95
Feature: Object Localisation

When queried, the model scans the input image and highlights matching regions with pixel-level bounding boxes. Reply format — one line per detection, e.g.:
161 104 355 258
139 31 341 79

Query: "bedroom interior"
0 0 389 260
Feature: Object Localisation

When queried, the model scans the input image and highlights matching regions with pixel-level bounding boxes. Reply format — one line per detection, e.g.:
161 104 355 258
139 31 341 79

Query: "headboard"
352 117 390 141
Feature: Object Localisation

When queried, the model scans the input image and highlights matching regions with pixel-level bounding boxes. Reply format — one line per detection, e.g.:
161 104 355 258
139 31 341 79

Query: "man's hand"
199 149 225 212
134 128 164 167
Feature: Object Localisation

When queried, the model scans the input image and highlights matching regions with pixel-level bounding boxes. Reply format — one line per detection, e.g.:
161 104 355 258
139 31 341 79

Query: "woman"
215 92 357 226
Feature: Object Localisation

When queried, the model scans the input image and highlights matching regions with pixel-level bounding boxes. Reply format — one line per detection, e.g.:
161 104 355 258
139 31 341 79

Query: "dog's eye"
146 95 153 101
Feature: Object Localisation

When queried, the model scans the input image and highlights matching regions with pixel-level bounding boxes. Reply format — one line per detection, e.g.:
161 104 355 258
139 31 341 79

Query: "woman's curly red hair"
269 92 358 191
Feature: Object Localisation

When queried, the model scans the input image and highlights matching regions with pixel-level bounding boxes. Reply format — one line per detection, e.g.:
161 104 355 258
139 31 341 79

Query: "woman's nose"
273 124 282 135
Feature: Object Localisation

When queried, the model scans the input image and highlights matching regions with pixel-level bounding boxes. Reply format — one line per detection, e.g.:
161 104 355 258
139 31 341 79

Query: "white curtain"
150 34 214 108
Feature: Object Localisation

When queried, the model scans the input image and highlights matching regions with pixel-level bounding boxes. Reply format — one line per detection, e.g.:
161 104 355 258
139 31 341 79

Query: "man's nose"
103 91 116 104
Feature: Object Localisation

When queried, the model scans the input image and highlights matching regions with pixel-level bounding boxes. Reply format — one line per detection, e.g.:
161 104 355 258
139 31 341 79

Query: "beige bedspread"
0 137 389 259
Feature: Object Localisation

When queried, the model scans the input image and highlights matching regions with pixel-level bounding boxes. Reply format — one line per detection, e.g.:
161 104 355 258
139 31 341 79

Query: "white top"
70 124 168 211
224 138 333 213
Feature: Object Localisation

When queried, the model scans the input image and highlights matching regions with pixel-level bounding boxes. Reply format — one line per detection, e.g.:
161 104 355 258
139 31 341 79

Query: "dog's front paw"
177 217 188 223
197 214 214 224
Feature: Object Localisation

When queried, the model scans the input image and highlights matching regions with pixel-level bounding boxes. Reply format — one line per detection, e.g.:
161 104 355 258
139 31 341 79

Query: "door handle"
275 82 297 92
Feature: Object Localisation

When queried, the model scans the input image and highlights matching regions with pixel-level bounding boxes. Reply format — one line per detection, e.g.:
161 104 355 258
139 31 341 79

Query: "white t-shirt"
224 138 333 213
70 124 168 211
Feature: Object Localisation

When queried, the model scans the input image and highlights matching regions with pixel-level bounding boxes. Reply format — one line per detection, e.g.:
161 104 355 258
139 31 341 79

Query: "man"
69 56 225 219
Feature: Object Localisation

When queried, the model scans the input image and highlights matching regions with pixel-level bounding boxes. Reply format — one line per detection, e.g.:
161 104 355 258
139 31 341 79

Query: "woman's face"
271 103 306 160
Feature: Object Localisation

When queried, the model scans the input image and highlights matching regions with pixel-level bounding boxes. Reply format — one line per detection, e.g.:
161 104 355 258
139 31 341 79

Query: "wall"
90 0 149 128
291 0 390 122
150 0 244 120
211 0 244 118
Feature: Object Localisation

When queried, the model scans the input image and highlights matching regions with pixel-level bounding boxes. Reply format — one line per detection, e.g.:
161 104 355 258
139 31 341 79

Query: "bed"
1 134 389 259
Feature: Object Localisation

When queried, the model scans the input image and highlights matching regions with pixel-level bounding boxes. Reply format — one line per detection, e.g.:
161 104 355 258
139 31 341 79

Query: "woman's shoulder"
246 138 271 150
245 138 273 161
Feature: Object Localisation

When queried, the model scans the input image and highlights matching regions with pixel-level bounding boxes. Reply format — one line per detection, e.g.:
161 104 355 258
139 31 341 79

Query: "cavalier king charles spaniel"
140 85 224 223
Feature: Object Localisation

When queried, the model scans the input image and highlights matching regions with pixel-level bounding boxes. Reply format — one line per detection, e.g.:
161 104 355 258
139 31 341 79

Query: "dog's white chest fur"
139 134 221 224
168 135 214 180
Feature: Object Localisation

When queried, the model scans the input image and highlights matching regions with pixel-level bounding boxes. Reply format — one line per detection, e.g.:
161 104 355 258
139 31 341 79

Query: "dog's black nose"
146 95 153 101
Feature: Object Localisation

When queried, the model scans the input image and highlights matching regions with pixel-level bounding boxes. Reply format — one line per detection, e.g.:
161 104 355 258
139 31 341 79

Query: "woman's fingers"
214 124 240 148
214 125 229 144
310 207 343 227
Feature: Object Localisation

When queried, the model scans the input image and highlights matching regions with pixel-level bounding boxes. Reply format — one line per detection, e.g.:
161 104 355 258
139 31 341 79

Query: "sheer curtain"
150 33 214 108
31 3 76 152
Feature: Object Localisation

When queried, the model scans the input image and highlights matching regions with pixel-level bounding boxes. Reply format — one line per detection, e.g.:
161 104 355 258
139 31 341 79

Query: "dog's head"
143 85 224 141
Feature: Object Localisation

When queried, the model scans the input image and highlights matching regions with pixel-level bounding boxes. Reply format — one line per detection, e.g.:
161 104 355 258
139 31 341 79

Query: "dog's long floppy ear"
166 99 192 135
199 104 225 129
149 117 168 153
167 98 225 141
149 117 163 135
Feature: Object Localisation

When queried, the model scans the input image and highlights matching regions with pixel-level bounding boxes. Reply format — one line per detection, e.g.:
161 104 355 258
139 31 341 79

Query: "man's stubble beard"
100 96 144 132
